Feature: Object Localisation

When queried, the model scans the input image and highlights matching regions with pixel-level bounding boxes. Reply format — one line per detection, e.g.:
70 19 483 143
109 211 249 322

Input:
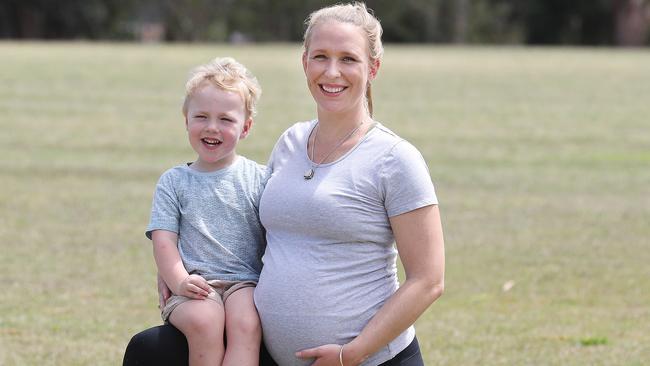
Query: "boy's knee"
179 310 223 338
229 313 261 337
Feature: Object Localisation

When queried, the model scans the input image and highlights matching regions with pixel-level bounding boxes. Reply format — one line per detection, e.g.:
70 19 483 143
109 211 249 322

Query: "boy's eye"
194 115 207 119
342 56 356 63
221 117 234 123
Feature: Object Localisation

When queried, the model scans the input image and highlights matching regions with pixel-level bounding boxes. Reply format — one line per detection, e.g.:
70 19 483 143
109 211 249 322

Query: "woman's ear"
369 59 380 81
302 51 308 73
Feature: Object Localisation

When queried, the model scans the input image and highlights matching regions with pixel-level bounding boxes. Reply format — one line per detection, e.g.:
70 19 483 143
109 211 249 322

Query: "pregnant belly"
253 271 371 365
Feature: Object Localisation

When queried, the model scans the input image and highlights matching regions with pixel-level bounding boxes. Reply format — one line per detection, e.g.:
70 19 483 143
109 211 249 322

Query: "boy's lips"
201 137 222 146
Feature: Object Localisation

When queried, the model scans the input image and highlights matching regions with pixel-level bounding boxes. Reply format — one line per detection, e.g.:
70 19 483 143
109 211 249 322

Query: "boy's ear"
240 117 253 139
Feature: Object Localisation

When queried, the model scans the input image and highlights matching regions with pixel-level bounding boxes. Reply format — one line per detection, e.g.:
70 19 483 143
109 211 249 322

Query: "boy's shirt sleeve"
145 170 181 240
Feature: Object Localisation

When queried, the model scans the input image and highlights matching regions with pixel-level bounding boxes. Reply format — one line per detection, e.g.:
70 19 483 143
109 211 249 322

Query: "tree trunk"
614 0 650 46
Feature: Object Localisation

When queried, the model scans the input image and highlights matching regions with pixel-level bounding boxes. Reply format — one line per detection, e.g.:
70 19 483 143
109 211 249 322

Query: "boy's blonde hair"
302 2 383 116
182 57 261 119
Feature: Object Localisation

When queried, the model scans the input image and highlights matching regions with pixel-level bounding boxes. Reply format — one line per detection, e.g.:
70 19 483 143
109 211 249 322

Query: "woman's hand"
157 272 171 309
295 344 342 366
296 343 366 366
175 274 213 300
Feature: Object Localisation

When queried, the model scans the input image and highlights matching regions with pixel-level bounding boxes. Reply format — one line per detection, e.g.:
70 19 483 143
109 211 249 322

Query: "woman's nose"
325 60 341 78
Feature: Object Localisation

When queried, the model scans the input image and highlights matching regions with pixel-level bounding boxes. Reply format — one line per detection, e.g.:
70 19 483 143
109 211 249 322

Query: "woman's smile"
319 83 347 95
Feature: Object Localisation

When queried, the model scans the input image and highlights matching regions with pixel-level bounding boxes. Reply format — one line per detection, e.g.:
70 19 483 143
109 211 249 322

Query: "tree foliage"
0 0 648 45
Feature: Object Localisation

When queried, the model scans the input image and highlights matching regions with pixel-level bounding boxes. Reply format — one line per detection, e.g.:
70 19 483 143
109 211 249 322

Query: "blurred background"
1 0 649 46
2 1 649 365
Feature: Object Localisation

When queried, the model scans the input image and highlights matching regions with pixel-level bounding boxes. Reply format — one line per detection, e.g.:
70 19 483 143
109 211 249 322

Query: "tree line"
1 0 648 46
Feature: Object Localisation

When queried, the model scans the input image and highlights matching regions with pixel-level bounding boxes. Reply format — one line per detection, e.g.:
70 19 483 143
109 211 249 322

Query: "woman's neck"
315 108 371 138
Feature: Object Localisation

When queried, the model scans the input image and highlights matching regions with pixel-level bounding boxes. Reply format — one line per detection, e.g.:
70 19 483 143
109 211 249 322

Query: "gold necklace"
304 121 365 180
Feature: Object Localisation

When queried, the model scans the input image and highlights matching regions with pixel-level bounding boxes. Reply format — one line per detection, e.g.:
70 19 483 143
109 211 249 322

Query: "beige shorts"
161 279 257 322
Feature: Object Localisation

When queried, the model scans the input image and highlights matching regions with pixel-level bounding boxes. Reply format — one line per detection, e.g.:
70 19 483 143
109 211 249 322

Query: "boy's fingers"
192 278 213 293
189 284 210 297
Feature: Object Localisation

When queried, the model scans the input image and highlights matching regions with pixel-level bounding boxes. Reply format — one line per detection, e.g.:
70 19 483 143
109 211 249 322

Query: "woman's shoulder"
366 122 414 153
366 122 427 165
271 120 316 153
280 120 317 141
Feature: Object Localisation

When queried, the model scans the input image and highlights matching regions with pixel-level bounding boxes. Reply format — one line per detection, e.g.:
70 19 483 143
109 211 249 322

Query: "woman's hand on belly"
296 343 367 366
295 344 341 366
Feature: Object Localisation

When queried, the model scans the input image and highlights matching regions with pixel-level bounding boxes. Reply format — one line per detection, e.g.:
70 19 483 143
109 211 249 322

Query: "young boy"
146 57 266 366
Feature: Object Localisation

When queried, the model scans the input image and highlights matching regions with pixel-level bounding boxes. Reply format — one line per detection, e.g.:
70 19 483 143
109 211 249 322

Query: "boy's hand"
176 274 213 299
157 273 171 309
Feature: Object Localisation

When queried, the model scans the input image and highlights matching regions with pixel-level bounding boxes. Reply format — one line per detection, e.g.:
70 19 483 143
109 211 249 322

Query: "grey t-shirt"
146 156 267 282
254 121 438 366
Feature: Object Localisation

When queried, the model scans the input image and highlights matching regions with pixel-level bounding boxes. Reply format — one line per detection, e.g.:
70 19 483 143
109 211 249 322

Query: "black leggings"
378 337 424 366
122 324 423 366
123 324 277 366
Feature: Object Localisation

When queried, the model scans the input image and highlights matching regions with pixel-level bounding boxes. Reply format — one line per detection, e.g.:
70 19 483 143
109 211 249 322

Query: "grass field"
1 42 649 365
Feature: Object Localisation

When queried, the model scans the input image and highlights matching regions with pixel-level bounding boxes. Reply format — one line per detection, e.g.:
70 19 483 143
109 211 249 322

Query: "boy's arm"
151 230 212 299
157 272 171 308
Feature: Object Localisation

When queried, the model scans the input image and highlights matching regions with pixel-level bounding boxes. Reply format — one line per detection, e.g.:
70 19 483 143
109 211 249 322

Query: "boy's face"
185 83 251 172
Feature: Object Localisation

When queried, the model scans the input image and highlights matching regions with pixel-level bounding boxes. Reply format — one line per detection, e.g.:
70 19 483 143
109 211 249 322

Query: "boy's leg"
222 286 261 366
169 299 226 366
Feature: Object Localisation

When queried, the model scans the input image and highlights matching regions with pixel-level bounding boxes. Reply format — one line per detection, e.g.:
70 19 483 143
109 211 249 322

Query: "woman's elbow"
427 281 444 302
410 276 444 304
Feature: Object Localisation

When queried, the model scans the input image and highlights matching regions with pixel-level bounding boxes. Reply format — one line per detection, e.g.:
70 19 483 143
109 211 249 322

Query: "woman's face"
302 20 378 117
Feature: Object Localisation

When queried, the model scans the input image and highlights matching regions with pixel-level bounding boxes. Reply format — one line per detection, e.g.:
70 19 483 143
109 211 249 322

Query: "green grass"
1 42 649 365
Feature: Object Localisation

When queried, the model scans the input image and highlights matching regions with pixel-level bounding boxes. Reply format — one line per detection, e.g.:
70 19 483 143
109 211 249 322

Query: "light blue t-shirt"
146 156 267 282
255 121 438 366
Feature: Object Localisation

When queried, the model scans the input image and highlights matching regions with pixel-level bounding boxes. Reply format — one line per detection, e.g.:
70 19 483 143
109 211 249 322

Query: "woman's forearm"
346 205 445 365
344 276 444 364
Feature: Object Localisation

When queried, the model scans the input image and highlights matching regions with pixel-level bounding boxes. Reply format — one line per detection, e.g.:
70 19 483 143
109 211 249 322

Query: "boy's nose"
205 120 220 131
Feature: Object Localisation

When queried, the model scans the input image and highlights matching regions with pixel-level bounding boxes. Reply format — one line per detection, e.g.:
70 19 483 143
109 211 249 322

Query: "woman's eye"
342 56 356 63
313 54 327 60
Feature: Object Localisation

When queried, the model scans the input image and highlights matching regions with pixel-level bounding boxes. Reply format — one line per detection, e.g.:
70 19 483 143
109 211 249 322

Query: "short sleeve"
145 172 181 239
381 140 438 217
252 164 270 211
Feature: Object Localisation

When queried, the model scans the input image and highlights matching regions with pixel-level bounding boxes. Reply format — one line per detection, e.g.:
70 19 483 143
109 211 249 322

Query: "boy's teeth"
203 138 220 145
322 85 344 93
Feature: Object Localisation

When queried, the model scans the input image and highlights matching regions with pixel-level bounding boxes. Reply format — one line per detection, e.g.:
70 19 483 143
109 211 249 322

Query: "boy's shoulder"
237 156 266 173
158 163 193 180
235 156 269 184
156 163 190 181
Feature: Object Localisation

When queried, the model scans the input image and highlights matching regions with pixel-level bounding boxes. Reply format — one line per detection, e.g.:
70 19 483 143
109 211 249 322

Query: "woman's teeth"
321 85 345 93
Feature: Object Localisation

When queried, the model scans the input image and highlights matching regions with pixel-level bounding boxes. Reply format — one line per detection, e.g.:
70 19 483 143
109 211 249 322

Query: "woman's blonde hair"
303 2 383 116
182 57 261 119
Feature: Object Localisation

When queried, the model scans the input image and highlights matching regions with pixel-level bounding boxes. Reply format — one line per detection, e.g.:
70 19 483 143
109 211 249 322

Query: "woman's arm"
152 230 212 299
296 204 445 365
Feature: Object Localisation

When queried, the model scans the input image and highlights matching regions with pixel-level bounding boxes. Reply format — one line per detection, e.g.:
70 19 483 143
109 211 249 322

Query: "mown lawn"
0 42 648 365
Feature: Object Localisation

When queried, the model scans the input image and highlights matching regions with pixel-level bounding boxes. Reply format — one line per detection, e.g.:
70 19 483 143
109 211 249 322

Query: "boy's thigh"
161 288 225 322
168 298 226 335
209 279 257 304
